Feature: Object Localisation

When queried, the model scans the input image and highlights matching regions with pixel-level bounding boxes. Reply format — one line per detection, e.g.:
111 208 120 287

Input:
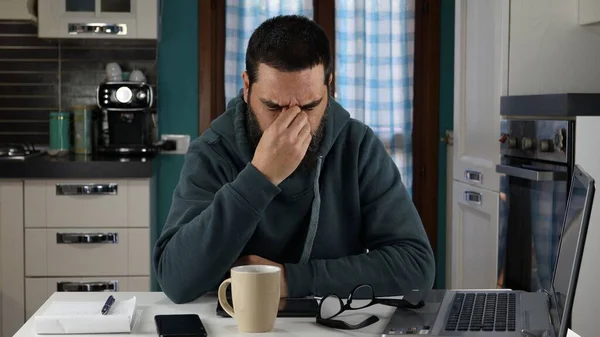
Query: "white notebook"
35 297 137 334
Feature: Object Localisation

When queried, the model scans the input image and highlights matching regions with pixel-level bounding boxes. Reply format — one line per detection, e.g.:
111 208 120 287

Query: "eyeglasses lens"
349 284 374 309
320 295 343 320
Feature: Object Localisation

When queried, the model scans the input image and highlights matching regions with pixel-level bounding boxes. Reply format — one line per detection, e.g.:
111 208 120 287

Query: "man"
153 14 435 304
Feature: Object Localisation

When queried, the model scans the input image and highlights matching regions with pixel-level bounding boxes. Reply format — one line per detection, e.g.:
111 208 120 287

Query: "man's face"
243 63 330 172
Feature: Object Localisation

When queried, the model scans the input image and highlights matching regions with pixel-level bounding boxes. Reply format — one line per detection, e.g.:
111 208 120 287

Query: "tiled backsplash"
0 21 157 145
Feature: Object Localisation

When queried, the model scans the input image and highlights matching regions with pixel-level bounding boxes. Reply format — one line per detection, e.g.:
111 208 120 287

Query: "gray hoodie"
153 93 435 304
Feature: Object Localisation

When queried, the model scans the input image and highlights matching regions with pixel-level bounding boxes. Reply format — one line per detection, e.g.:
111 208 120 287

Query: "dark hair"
245 15 332 86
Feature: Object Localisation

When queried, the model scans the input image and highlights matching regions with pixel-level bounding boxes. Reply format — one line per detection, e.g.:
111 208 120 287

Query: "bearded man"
153 14 435 304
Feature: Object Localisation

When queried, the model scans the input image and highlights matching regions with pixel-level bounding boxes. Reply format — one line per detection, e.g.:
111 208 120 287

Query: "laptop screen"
549 167 593 336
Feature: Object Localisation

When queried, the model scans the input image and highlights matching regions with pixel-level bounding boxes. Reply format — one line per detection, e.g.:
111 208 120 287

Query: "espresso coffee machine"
96 81 159 156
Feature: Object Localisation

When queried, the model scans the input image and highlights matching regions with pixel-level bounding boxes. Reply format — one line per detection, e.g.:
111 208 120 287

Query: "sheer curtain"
224 0 314 105
335 0 415 195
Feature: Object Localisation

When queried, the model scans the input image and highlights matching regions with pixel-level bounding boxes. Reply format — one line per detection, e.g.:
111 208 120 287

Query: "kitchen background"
2 1 600 337
0 22 157 145
0 1 198 336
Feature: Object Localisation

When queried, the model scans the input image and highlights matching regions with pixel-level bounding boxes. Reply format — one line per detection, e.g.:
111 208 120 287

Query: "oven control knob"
555 128 566 151
539 139 554 152
508 137 517 148
521 137 533 150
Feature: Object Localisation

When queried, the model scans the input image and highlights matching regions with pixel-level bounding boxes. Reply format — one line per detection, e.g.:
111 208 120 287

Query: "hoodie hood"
210 91 352 263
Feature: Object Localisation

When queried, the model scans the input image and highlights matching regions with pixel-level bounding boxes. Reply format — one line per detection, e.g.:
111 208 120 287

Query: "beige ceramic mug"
218 265 281 333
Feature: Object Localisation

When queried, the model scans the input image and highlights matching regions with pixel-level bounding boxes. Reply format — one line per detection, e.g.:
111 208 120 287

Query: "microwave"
37 0 160 39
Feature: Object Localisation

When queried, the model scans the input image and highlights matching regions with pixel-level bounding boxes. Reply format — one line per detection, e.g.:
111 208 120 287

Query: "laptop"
382 165 595 337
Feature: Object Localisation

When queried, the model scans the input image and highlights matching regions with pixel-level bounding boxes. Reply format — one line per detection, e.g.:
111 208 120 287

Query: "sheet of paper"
35 297 137 334
567 329 582 337
43 297 135 317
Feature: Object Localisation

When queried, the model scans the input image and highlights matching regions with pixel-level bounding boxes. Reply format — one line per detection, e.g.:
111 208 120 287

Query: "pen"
101 295 115 315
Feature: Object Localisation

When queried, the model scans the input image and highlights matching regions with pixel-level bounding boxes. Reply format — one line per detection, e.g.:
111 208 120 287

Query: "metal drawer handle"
56 233 119 244
56 183 118 195
57 281 118 292
465 170 482 183
495 164 567 181
68 23 127 36
464 191 482 205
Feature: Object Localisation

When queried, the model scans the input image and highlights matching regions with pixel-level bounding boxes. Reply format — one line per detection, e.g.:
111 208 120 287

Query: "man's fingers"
298 122 311 139
273 105 302 129
300 130 312 151
289 111 309 136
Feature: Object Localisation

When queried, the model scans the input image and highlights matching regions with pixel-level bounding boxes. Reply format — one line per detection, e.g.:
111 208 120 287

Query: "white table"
14 292 398 336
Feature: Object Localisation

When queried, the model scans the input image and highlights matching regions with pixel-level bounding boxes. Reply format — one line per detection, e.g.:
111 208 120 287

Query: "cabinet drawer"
24 179 150 228
450 180 499 289
25 228 150 277
25 276 150 319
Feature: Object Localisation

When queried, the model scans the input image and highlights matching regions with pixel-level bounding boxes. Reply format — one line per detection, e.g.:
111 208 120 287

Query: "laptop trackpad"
521 293 553 332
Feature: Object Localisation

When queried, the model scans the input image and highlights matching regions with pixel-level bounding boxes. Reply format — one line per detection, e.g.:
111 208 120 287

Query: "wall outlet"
161 134 190 155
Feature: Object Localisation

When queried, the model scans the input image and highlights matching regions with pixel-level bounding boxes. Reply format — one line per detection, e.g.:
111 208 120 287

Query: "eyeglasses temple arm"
376 298 426 309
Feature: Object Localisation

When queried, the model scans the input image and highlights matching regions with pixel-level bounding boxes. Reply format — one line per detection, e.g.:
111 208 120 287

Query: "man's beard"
245 102 326 175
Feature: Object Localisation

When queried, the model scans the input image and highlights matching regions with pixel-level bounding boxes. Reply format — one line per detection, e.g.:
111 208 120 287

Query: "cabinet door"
450 181 499 290
0 181 25 337
453 0 510 191
0 0 34 20
579 0 600 25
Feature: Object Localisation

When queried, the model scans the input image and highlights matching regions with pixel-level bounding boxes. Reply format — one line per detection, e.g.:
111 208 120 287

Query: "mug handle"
218 278 235 317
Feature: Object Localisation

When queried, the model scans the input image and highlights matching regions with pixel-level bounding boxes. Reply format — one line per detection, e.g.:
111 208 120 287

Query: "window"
224 0 314 104
334 0 415 194
197 0 440 260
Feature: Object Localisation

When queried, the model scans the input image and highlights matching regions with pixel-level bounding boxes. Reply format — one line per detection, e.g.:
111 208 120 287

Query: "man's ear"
242 71 250 103
328 73 333 86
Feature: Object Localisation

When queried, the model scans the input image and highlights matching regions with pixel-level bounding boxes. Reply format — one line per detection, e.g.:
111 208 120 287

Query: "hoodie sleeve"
284 126 435 298
153 138 281 303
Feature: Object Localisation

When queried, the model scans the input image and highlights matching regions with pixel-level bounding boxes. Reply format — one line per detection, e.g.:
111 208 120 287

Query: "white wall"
509 1 600 336
574 119 600 337
509 0 600 95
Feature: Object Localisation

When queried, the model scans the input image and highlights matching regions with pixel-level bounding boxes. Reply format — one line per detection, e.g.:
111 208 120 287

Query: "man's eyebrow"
259 97 324 110
300 98 323 109
260 98 281 108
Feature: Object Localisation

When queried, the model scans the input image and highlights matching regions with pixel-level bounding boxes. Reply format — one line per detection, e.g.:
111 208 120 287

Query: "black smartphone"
154 314 207 337
216 297 319 318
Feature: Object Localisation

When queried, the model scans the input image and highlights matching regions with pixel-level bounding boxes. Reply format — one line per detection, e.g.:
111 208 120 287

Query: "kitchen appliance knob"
136 91 147 100
554 128 566 150
508 137 517 148
115 87 132 103
539 139 554 152
521 137 533 150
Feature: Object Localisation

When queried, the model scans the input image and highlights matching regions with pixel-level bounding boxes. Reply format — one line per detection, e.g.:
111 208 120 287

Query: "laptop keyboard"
444 292 517 332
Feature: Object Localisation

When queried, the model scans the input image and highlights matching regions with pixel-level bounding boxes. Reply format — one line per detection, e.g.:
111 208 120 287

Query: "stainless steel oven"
496 119 574 292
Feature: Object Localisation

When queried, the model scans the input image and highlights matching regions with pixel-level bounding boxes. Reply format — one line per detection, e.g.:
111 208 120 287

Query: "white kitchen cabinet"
0 181 25 337
0 0 34 20
22 178 153 320
579 0 600 25
449 181 499 290
449 0 508 289
0 178 152 337
37 0 158 39
452 0 509 192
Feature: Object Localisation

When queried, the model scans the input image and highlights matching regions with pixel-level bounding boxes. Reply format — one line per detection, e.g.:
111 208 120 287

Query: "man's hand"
234 255 288 298
251 106 312 186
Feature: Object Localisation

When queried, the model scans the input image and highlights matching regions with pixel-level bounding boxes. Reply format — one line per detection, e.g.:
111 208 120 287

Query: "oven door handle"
495 164 567 181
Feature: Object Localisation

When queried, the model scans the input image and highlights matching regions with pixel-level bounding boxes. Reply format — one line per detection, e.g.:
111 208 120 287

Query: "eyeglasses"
316 284 426 330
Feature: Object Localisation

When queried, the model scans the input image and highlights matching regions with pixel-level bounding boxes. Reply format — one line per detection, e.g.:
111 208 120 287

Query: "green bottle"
48 112 70 156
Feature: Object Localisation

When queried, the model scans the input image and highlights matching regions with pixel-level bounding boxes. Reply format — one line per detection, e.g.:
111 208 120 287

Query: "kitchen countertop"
0 153 154 179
